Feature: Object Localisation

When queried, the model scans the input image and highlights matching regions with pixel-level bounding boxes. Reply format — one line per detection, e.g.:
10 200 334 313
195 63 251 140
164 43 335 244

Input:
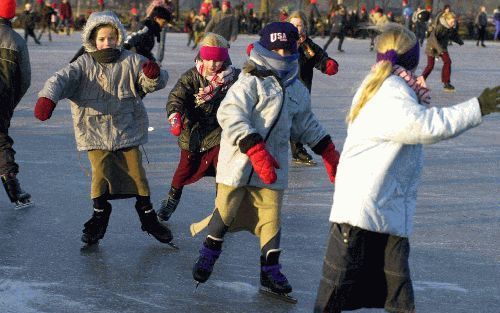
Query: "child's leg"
158 149 197 221
440 52 452 84
81 194 112 245
421 55 435 80
337 33 345 51
323 33 335 51
193 184 246 284
135 195 173 244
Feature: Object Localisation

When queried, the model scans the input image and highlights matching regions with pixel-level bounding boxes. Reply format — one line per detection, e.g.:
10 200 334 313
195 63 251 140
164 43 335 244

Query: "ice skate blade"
292 159 317 167
166 242 179 250
259 287 297 304
14 200 34 210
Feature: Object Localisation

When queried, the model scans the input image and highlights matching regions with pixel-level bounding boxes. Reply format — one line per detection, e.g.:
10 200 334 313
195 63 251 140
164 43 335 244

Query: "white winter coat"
330 75 483 237
216 62 328 190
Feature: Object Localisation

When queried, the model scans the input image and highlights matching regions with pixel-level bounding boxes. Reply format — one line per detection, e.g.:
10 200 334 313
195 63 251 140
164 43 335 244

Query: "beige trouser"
191 183 284 249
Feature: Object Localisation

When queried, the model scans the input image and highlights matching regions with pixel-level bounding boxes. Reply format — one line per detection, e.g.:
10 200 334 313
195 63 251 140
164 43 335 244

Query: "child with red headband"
157 33 240 222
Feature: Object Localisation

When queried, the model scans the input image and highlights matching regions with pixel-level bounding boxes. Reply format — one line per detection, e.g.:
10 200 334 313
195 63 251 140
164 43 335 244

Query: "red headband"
200 46 229 61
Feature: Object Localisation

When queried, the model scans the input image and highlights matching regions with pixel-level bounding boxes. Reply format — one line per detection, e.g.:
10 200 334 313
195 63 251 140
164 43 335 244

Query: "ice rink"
0 31 499 313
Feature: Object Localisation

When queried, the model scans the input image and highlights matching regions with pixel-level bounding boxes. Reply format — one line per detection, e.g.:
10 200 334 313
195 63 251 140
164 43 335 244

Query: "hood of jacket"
82 11 127 53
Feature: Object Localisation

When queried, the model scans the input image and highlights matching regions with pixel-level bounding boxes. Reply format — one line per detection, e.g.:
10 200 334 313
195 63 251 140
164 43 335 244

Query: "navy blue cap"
259 22 299 54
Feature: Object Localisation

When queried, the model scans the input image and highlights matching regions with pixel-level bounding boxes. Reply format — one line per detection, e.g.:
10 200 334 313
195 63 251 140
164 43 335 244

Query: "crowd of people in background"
13 1 500 48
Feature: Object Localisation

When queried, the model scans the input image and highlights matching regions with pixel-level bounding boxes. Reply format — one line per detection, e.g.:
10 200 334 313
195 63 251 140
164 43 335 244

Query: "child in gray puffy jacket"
190 22 340 299
34 11 173 247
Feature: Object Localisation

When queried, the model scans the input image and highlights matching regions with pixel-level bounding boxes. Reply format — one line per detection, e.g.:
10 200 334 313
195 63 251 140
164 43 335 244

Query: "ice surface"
0 31 499 313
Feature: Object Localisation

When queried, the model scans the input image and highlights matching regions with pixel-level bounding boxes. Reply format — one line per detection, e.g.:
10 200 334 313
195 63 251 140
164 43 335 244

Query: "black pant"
324 32 344 51
0 104 18 175
24 28 40 44
477 26 486 45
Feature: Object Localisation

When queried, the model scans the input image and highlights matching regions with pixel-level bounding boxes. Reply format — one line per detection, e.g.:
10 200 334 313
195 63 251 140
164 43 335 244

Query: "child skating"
314 23 500 313
0 0 33 209
157 33 240 222
34 11 173 247
190 22 341 302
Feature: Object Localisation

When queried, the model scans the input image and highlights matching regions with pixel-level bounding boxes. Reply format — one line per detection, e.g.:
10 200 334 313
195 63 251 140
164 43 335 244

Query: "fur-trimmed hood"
81 11 127 53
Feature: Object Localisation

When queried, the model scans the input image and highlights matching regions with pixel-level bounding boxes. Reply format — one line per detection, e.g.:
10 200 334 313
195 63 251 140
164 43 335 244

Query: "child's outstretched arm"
35 61 84 121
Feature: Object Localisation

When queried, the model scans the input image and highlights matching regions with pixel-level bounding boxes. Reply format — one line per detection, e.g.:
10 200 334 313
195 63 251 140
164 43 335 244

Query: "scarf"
392 65 431 106
250 42 299 87
194 59 235 105
89 48 121 64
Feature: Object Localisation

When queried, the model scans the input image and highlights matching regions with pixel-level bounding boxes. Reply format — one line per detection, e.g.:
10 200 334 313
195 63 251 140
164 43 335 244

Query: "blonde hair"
288 11 308 33
346 23 416 124
200 32 230 48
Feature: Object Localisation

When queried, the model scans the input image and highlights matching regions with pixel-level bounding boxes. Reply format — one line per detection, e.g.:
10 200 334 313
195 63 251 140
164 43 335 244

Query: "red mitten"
142 60 160 79
168 112 183 136
34 97 56 121
246 43 254 56
321 141 340 183
246 142 280 184
325 59 339 76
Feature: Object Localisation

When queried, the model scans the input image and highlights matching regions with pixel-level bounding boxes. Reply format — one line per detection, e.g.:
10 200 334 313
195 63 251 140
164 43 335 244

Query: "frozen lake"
0 30 499 313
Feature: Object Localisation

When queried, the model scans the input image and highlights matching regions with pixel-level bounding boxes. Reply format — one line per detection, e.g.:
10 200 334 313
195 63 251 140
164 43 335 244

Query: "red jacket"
59 2 72 19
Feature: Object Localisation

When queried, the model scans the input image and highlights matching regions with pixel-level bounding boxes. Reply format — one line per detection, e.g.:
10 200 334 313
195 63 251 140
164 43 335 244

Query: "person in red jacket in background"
59 0 72 35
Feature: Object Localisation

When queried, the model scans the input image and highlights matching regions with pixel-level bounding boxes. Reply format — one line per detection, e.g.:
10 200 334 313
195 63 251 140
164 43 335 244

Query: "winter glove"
142 60 160 79
246 142 280 184
168 112 183 136
246 43 254 56
477 86 500 116
325 59 339 76
34 97 56 121
321 141 340 183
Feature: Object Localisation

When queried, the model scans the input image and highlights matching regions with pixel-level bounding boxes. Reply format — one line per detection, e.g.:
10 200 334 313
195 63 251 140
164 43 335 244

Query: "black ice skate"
193 237 222 285
259 250 297 304
443 83 456 92
1 174 33 210
136 204 177 248
157 187 182 222
81 205 112 246
292 147 316 166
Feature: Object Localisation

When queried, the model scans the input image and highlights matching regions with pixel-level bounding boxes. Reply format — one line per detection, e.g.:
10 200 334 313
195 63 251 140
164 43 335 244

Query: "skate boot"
136 204 174 245
443 83 455 92
81 204 112 245
157 186 182 222
292 147 316 166
259 249 296 303
193 236 223 284
1 173 32 209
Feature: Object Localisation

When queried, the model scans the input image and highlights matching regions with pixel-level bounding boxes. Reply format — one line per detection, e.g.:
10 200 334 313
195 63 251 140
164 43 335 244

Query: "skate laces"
262 264 287 283
198 246 221 271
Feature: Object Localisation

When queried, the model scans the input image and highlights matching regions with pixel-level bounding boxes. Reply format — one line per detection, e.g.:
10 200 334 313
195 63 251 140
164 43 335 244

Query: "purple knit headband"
376 42 419 70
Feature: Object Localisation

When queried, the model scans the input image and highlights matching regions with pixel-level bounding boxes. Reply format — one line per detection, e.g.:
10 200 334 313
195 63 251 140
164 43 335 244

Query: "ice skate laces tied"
262 264 287 283
198 246 221 271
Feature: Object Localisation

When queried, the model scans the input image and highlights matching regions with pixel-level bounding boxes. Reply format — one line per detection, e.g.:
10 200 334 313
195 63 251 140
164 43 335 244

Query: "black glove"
478 86 500 116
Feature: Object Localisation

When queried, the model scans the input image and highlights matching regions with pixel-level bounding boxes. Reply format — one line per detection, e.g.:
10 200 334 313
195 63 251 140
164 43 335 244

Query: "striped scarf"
195 60 235 105
392 65 431 106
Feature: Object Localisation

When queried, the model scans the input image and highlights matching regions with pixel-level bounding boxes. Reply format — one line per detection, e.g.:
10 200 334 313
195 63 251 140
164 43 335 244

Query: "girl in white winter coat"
34 11 173 247
314 23 500 313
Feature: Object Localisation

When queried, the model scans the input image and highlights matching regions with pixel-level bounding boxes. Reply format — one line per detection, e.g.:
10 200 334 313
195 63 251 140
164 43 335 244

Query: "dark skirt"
314 223 415 313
